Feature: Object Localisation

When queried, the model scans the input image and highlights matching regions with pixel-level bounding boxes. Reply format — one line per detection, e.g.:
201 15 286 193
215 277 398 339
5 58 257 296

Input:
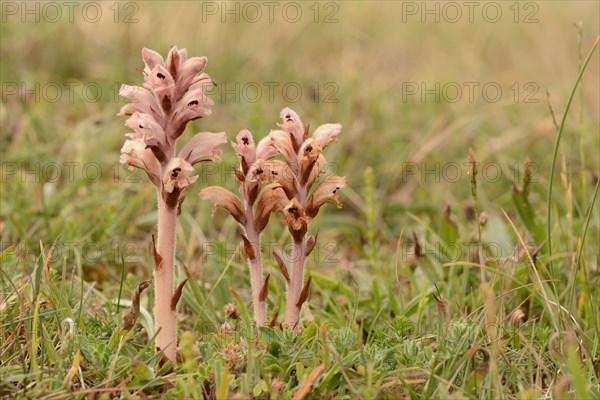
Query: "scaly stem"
283 177 309 326
245 225 266 326
284 238 306 326
155 194 178 364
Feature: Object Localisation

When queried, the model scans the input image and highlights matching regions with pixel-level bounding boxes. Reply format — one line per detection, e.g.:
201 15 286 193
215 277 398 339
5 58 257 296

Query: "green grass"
1 2 599 399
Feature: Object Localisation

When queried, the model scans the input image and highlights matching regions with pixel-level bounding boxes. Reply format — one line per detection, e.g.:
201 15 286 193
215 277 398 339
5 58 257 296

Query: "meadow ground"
0 1 599 399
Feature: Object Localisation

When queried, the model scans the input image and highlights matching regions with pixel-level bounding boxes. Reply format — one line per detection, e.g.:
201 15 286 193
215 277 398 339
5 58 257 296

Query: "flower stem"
245 226 266 326
155 195 178 364
284 238 306 326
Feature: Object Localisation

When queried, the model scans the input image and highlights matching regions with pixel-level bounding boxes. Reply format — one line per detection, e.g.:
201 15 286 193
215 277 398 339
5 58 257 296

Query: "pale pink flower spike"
118 47 226 365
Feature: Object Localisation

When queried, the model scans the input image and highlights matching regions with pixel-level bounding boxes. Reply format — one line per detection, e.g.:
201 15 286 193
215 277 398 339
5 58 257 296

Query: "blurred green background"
1 1 598 281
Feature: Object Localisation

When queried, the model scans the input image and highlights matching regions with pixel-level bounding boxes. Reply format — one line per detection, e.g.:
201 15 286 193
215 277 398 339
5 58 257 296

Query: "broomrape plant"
202 108 346 327
200 129 290 326
271 108 347 326
118 46 226 364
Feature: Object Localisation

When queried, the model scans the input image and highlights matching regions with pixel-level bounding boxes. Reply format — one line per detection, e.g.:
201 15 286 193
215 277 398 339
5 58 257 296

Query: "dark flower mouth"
171 167 181 177
242 137 249 145
156 72 166 80
187 100 199 107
